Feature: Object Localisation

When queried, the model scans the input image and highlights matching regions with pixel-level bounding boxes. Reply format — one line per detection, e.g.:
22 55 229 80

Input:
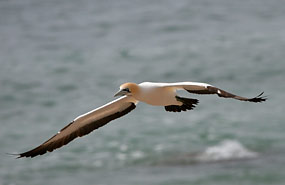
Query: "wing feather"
18 96 137 158
161 82 267 103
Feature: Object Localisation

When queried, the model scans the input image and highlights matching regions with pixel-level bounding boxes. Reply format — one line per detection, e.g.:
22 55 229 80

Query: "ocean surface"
1 0 285 184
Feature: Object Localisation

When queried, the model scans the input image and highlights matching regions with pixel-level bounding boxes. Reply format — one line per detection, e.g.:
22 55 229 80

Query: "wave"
195 140 258 162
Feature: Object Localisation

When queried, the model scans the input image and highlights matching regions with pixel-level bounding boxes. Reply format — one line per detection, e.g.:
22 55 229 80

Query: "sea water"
1 0 285 184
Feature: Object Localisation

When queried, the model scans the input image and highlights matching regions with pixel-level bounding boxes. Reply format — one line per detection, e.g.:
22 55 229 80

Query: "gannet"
17 82 266 158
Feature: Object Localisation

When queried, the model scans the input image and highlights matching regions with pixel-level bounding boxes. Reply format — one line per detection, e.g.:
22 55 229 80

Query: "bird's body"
132 82 179 106
17 81 267 158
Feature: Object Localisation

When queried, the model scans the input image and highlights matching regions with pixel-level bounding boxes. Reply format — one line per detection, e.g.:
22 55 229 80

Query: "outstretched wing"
18 96 138 158
162 82 267 102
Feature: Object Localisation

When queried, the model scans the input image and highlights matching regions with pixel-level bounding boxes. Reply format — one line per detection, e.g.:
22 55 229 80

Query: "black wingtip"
16 153 28 159
248 92 268 103
5 152 21 159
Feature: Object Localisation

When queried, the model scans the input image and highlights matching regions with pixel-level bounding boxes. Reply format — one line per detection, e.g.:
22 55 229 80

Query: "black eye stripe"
123 88 130 92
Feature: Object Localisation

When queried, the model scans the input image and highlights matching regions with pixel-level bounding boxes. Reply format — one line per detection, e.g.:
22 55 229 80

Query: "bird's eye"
123 88 130 92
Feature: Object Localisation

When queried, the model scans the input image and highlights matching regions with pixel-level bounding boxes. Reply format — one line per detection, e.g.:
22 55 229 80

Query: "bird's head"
114 82 139 97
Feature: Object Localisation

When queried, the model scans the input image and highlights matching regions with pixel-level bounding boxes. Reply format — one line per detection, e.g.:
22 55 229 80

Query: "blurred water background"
1 0 285 185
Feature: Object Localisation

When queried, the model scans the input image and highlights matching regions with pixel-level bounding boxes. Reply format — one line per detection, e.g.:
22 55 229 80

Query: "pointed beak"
114 89 127 97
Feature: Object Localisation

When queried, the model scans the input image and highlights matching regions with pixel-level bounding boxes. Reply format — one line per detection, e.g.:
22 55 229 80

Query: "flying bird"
17 82 266 158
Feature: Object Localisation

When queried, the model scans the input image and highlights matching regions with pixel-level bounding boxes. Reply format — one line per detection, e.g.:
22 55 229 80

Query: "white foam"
120 144 128 152
196 140 258 162
131 151 145 159
116 153 127 161
93 160 103 167
154 144 165 152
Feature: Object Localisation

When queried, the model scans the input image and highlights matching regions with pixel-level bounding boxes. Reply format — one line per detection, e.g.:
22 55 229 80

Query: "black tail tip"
248 92 267 103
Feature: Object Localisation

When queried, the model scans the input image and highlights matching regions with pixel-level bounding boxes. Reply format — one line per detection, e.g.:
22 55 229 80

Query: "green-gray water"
1 0 285 184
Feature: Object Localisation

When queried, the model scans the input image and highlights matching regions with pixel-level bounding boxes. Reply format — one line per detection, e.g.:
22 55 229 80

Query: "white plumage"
18 81 266 158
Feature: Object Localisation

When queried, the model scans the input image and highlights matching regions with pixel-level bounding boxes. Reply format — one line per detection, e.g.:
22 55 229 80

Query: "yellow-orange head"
114 82 139 97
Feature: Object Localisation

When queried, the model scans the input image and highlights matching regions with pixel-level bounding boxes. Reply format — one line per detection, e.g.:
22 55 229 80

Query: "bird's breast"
135 86 180 106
